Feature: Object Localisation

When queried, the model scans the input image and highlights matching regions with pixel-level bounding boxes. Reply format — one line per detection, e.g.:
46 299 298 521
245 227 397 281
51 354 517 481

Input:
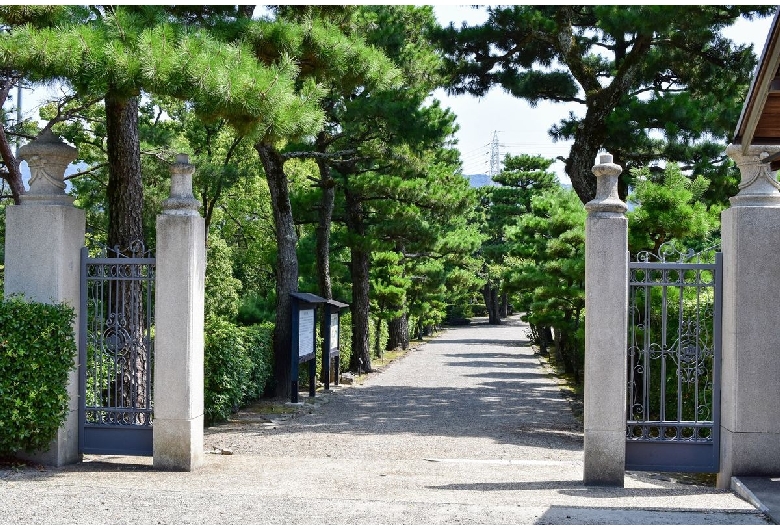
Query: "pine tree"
507 187 587 380
627 163 719 255
437 6 774 204
477 154 559 323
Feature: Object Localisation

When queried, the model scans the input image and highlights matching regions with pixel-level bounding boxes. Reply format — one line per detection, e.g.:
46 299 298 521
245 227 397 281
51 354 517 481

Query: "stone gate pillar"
583 153 628 486
153 154 205 471
718 144 780 488
4 130 84 466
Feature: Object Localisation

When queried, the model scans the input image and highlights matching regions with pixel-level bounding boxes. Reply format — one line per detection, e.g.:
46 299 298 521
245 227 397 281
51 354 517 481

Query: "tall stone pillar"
4 130 84 466
153 154 205 471
718 144 780 488
583 153 628 486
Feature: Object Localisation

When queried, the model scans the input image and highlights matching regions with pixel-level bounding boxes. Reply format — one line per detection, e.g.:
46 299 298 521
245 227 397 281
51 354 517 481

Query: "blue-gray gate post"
4 131 83 466
153 154 205 471
718 144 780 488
583 152 628 486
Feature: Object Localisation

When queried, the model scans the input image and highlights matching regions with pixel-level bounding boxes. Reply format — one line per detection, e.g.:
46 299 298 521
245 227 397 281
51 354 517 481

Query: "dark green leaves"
0 296 76 455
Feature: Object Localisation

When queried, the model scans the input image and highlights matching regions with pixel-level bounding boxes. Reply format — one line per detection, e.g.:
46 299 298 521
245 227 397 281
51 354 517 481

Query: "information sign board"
298 308 315 359
330 313 339 351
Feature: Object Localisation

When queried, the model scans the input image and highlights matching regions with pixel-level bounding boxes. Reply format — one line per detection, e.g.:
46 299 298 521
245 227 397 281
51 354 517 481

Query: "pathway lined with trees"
0 315 765 524
0 6 773 408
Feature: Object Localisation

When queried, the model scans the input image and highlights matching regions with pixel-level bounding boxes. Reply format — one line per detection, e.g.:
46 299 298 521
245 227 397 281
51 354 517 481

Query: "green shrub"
204 318 274 425
0 296 76 456
205 236 242 321
236 293 275 325
243 322 274 398
338 312 352 373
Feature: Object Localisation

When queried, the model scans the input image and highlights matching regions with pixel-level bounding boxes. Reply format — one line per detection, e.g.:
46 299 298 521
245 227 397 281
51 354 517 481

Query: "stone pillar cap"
726 143 780 206
162 153 201 215
18 129 77 160
18 129 77 205
585 151 627 215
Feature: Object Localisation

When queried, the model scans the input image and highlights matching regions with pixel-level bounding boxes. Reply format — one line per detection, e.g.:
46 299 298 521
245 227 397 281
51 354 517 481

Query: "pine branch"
282 148 358 161
63 162 108 181
39 94 103 135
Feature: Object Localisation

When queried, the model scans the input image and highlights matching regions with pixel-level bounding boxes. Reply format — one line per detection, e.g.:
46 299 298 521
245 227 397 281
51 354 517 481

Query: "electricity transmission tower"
488 130 500 177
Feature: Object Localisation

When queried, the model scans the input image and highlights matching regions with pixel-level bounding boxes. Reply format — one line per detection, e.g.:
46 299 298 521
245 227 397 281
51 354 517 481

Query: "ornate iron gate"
626 245 721 472
79 242 155 456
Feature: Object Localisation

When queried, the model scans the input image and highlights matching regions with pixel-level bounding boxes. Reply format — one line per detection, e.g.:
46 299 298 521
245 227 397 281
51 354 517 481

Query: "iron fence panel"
79 242 155 456
626 245 721 472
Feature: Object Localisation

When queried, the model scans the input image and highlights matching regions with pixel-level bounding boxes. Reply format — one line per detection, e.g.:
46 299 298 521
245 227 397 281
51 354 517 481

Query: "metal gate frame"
78 243 155 456
626 247 721 473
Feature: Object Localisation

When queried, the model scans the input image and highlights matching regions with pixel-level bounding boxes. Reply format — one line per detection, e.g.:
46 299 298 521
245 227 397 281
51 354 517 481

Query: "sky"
430 6 777 183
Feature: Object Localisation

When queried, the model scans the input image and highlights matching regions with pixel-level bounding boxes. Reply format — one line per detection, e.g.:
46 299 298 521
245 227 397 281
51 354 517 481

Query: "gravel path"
0 315 768 524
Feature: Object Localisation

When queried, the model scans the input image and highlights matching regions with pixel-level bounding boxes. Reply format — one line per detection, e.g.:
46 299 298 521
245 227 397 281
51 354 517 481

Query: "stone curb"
731 477 773 522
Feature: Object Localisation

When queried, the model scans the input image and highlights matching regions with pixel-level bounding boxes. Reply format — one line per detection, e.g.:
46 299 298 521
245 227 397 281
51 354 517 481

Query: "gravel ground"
0 315 769 525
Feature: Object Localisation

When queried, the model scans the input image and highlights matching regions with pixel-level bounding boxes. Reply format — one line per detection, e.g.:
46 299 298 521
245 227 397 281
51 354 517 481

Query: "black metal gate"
626 245 721 472
79 242 155 456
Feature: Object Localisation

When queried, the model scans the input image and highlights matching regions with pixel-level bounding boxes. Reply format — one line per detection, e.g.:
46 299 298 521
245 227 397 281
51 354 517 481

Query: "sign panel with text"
298 308 315 361
329 313 339 351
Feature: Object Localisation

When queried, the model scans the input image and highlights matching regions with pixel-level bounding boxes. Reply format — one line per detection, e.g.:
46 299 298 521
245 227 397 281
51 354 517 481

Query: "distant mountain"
468 173 574 190
466 174 497 188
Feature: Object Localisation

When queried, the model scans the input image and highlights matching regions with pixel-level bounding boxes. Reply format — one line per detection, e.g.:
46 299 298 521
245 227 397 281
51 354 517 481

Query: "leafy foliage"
0 297 76 455
507 187 587 380
205 235 242 321
203 318 273 425
628 164 719 255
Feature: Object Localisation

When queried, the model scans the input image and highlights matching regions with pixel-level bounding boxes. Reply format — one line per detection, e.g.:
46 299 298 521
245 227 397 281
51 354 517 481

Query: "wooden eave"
733 8 780 169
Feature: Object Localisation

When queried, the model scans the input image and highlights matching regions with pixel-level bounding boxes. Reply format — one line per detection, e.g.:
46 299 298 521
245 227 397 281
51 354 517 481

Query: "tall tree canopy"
437 6 774 204
0 5 322 251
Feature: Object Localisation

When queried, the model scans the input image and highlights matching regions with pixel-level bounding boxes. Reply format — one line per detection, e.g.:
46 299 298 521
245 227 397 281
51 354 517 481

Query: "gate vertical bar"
78 246 88 455
583 152 628 486
713 251 722 471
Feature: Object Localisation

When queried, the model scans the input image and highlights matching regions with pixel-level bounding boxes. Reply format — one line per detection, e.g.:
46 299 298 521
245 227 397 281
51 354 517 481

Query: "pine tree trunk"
0 78 24 205
349 245 371 373
564 33 652 205
345 187 372 374
374 316 383 359
256 142 298 400
105 93 143 251
387 313 409 351
104 93 148 412
483 282 501 325
315 155 335 385
499 292 508 318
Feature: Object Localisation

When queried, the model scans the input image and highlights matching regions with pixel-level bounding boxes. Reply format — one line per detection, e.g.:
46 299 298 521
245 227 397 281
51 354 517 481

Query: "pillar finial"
18 130 77 205
585 151 627 215
162 153 201 215
726 144 780 206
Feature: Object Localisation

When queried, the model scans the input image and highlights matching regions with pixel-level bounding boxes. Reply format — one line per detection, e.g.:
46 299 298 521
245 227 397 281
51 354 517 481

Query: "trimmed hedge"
0 296 76 456
204 318 273 425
